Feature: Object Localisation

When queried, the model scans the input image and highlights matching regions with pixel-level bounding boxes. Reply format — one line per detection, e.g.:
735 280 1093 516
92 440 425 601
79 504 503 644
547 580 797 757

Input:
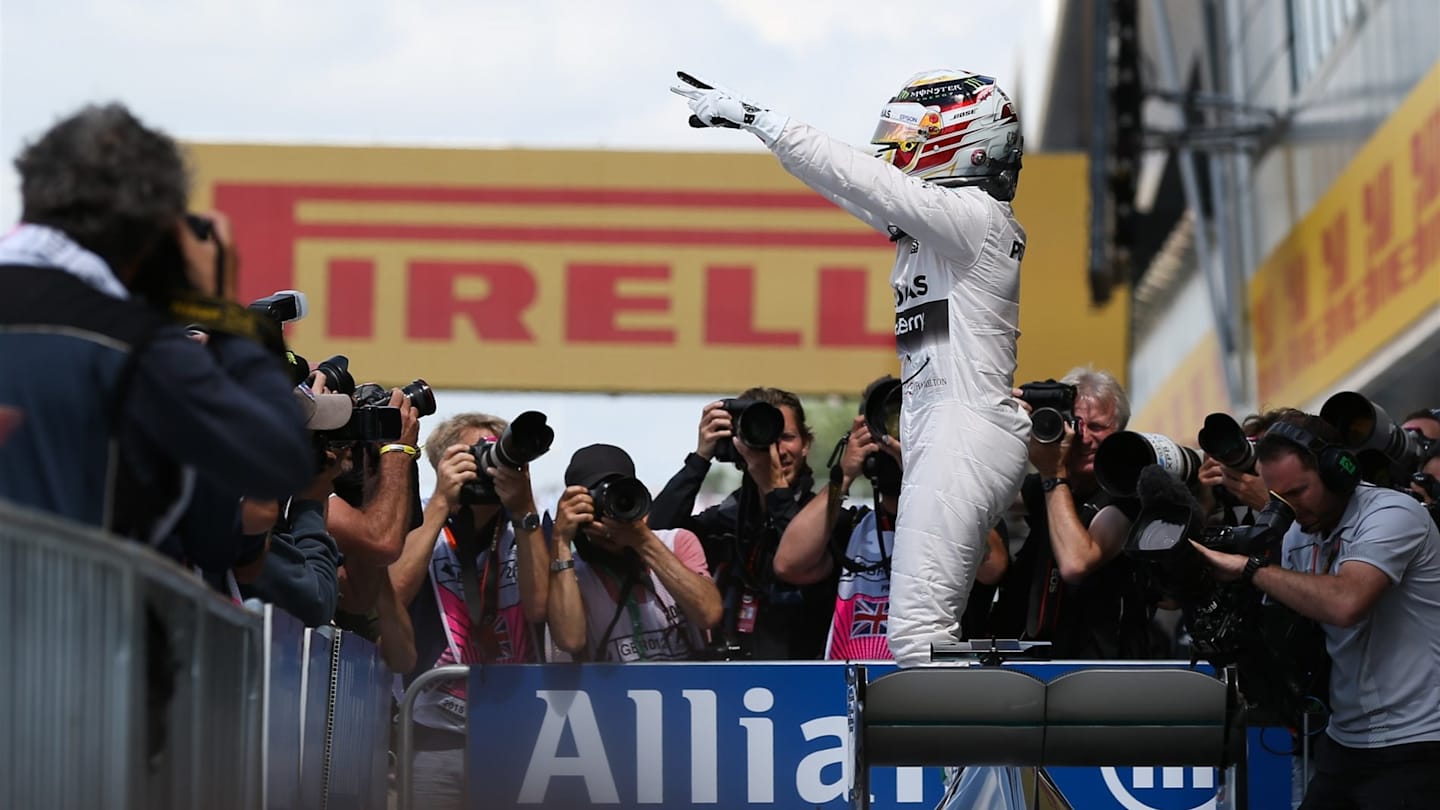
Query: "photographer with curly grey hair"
0 103 311 550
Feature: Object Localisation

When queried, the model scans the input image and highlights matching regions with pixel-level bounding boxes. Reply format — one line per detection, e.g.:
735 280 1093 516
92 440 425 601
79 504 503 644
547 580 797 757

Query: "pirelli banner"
1249 59 1440 407
190 146 1118 394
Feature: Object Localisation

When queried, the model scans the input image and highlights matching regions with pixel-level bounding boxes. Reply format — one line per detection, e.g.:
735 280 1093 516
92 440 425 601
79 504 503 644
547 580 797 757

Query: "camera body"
590 476 652 522
713 397 784 465
1018 379 1080 444
351 379 435 419
459 411 555 506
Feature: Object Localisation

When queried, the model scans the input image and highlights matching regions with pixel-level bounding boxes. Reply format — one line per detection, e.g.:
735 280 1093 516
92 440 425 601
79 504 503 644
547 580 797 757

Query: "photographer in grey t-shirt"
1192 411 1440 809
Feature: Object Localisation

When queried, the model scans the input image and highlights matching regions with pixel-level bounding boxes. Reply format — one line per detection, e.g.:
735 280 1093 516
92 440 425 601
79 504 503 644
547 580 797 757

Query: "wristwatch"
1042 477 1070 492
1241 554 1271 583
550 558 576 573
512 511 541 532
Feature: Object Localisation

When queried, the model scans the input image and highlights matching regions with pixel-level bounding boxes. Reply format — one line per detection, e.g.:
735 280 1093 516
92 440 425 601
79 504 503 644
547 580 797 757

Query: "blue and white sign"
464 662 1290 809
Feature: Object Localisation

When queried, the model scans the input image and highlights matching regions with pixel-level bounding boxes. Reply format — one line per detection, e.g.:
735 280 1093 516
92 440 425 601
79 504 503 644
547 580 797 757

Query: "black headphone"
1266 421 1361 494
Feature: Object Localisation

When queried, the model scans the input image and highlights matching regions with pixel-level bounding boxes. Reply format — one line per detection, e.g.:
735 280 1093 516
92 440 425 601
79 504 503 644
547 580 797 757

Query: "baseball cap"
293 384 352 430
564 444 637 489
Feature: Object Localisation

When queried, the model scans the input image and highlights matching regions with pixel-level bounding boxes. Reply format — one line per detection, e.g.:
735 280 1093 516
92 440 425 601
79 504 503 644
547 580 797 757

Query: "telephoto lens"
1197 412 1257 474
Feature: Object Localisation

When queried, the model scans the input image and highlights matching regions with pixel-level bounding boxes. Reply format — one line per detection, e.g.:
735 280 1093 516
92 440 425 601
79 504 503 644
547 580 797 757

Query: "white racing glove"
669 71 788 147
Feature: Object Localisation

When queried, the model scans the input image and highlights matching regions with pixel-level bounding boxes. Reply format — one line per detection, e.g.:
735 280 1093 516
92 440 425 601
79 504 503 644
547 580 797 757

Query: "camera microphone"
1130 464 1206 557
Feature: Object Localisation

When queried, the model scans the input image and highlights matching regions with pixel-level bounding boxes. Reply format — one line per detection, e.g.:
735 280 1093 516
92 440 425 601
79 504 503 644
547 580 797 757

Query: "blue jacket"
0 265 313 544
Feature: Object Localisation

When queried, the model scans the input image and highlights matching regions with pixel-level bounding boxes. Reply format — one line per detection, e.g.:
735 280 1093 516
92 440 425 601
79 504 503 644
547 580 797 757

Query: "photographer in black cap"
0 103 311 542
547 444 722 662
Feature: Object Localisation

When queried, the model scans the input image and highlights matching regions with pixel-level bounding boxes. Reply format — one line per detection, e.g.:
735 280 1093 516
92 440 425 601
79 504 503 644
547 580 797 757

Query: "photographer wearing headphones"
0 103 311 541
649 386 830 660
1192 411 1440 808
993 366 1156 659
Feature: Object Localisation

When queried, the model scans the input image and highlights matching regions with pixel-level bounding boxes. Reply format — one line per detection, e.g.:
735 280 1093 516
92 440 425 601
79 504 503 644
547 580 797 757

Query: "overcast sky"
0 0 1058 500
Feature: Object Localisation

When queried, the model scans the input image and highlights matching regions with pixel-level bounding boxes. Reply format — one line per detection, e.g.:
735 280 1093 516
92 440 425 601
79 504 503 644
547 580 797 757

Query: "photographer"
1192 412 1440 807
327 384 422 635
546 444 722 662
649 386 831 660
237 382 353 626
994 366 1156 659
776 414 1010 658
389 413 548 810
0 103 311 541
1401 408 1440 444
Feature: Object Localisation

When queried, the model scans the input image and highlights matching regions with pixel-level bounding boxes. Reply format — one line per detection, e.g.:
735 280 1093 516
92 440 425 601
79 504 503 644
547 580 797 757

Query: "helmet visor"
871 102 934 146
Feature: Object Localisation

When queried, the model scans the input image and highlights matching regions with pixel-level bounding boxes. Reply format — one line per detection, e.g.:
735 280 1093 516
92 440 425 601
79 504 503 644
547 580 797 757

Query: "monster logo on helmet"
871 69 1024 201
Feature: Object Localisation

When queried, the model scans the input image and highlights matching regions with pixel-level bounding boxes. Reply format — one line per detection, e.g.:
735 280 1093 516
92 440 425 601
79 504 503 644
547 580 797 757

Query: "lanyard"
595 562 650 662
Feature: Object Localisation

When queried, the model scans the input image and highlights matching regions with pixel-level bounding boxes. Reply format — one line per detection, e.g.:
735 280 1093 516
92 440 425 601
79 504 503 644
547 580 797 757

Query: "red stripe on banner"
327 259 375 338
294 222 884 248
269 183 839 210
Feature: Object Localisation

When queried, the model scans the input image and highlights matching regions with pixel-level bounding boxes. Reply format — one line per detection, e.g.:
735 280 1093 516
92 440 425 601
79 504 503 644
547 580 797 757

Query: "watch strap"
550 557 576 573
1042 477 1070 492
1242 554 1271 583
512 511 540 531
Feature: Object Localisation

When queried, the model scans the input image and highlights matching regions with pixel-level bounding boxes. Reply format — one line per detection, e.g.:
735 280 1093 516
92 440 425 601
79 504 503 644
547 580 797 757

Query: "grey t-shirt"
1280 484 1440 748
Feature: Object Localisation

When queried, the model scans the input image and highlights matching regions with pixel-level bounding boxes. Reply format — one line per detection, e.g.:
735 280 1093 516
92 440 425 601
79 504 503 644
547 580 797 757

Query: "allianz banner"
460 662 1289 809
189 146 1123 394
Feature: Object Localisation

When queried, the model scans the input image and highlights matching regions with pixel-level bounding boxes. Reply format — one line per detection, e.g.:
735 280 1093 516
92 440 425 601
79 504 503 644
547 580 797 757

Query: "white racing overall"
771 121 1031 666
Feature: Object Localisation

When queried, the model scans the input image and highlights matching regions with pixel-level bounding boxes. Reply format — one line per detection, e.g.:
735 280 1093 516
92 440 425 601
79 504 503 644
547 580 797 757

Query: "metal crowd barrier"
0 499 263 810
0 500 396 810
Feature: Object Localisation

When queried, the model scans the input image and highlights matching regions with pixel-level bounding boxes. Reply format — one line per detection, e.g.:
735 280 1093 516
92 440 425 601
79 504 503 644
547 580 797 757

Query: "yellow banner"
189 145 1121 394
1250 60 1440 407
1128 334 1229 444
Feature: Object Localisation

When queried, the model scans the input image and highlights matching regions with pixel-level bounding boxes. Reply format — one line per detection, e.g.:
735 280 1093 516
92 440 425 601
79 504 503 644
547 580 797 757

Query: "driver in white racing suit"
672 69 1031 667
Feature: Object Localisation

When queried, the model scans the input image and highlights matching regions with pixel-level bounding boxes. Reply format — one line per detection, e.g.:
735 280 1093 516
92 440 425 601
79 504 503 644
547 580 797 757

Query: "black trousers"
1298 736 1440 810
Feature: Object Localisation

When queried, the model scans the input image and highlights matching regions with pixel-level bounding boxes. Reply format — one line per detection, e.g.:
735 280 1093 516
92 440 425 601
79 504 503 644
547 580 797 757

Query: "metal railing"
0 500 395 810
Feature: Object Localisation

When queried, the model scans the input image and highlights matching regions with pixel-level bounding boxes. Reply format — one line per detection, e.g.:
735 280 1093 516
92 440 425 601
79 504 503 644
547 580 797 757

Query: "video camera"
1126 465 1327 723
460 411 555 505
713 398 784 466
1018 379 1079 444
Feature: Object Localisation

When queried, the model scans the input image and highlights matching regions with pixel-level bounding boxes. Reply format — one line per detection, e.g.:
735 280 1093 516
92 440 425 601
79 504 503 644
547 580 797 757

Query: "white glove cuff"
745 110 789 148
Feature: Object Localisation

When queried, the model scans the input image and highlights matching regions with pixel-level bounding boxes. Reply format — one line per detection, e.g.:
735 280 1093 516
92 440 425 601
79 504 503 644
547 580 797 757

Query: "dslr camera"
460 411 555 505
713 398 784 465
590 476 652 522
309 360 404 446
1018 379 1080 444
859 376 903 496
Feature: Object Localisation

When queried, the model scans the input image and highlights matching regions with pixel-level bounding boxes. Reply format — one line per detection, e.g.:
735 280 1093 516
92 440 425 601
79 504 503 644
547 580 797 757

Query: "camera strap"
450 509 504 656
165 292 288 358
